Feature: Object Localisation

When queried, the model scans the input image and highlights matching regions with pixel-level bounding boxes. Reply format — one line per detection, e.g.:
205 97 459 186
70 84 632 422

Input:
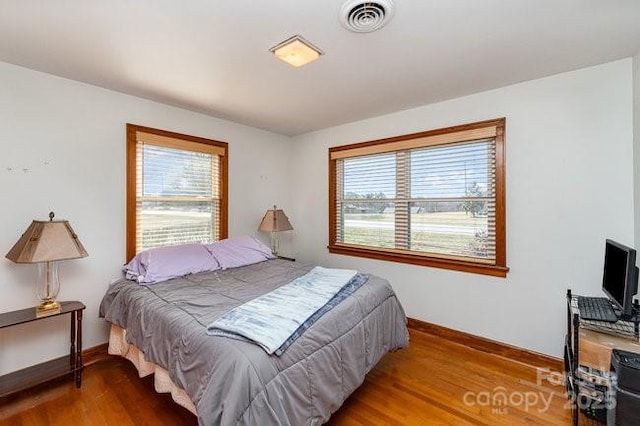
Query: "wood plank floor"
1 329 574 425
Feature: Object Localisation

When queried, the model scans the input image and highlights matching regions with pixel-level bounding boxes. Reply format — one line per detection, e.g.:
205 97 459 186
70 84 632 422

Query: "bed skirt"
108 324 197 415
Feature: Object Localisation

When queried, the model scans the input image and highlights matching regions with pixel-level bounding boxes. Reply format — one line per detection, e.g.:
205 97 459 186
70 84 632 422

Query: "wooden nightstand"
0 301 85 397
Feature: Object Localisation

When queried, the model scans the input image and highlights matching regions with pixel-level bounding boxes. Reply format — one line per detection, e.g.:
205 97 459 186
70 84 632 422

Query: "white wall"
291 59 635 358
0 62 293 374
634 52 640 248
0 57 634 373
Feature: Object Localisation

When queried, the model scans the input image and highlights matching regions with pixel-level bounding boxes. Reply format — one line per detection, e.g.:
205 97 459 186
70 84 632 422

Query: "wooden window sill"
328 244 509 277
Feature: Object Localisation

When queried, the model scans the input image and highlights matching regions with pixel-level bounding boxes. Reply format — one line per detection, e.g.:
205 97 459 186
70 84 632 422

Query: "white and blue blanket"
206 266 368 355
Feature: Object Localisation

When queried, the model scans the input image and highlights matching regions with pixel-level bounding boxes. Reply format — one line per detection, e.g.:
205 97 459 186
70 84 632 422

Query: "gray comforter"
99 259 409 426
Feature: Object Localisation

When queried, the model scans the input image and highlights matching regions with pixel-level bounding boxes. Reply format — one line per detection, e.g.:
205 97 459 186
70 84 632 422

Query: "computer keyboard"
577 296 619 322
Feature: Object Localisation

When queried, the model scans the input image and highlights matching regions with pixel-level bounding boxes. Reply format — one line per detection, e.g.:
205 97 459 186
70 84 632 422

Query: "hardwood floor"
331 330 571 425
0 329 573 425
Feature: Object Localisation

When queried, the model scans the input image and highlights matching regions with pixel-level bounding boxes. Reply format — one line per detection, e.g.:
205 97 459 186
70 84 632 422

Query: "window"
126 124 228 261
328 118 508 277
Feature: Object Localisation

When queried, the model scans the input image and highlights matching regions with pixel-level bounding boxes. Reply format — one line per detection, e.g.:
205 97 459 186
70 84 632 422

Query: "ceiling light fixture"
269 35 323 68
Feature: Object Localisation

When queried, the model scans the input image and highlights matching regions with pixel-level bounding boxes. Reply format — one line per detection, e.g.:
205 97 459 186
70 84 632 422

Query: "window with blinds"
126 124 228 261
329 118 508 277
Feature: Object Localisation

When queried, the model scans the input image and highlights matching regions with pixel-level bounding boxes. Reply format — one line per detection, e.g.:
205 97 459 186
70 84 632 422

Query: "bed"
99 257 409 425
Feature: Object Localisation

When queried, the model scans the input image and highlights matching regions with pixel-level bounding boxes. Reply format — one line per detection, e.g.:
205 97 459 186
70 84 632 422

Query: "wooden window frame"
126 123 228 262
328 118 508 277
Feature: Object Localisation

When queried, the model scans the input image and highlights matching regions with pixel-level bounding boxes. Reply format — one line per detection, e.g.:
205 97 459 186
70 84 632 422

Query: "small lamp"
6 212 88 316
258 205 293 256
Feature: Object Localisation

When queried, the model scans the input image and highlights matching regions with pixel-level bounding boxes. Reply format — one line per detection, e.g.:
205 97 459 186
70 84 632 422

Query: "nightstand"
0 301 85 397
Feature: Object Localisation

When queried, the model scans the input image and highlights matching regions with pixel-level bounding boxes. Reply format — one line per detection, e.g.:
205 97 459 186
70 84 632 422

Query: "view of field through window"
138 144 218 251
339 139 495 260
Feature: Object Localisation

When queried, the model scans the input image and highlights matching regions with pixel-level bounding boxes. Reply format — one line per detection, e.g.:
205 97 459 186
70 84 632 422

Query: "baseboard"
407 317 563 371
83 343 112 366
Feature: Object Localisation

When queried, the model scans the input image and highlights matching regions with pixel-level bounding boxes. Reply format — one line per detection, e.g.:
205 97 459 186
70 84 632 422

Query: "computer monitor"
602 239 638 319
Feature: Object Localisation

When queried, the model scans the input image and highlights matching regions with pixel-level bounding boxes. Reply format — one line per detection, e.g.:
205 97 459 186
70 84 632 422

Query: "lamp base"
270 232 279 257
36 300 61 317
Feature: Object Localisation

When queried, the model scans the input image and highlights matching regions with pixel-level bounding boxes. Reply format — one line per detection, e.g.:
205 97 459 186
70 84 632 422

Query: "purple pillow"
124 243 220 284
204 236 274 270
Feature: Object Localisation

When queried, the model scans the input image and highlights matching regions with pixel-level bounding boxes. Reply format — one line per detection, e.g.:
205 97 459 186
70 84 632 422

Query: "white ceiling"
1 1 639 136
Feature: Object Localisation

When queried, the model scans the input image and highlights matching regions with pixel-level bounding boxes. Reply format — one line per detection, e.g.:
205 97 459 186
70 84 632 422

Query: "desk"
579 328 640 371
565 290 640 425
0 301 85 397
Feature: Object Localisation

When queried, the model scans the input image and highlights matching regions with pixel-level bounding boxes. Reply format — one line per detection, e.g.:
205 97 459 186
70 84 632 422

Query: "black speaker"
608 349 640 425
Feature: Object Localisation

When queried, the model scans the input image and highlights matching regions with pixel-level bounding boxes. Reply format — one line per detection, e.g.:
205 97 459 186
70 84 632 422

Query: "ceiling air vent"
339 0 395 33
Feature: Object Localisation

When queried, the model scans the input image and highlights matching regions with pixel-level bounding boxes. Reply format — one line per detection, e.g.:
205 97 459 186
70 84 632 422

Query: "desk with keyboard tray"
565 289 640 425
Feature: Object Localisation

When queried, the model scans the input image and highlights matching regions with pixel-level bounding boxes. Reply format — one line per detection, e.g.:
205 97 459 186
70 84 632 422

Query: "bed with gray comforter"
99 258 409 426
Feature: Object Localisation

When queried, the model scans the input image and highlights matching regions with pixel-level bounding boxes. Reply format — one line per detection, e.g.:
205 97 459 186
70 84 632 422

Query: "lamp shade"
6 216 88 263
258 206 293 233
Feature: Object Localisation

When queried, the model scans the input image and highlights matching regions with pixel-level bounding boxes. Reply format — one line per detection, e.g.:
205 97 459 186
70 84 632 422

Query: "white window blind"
133 131 225 254
336 139 495 262
409 140 495 261
330 118 507 276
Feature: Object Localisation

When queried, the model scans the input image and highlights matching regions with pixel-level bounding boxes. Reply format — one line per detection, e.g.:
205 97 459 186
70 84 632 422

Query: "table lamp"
258 205 293 256
6 212 88 316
